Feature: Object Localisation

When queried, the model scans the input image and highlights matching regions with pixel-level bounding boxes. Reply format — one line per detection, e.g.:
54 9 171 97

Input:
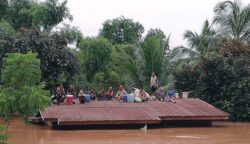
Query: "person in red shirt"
106 87 114 100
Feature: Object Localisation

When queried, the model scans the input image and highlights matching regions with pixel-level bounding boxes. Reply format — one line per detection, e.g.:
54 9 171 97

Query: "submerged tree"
0 52 50 143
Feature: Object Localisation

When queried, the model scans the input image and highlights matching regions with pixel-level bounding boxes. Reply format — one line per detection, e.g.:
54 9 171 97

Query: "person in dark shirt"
98 88 106 100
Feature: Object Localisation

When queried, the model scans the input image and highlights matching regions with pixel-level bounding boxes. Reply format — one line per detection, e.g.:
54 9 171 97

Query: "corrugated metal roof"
41 98 229 126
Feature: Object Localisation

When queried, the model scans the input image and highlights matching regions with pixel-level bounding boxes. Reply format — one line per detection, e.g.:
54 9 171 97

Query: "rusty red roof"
41 98 229 126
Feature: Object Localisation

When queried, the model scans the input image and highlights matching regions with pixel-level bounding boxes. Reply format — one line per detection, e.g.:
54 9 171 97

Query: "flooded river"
1 118 250 144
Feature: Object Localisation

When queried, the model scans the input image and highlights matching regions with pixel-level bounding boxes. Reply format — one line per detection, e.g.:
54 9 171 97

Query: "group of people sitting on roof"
51 85 176 105
51 72 176 105
51 84 76 105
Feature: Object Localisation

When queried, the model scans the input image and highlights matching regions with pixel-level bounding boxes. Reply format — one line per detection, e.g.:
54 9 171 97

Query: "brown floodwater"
1 118 250 144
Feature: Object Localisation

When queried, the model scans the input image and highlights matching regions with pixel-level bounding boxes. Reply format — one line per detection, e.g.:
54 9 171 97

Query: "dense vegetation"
0 2 249 140
173 0 250 121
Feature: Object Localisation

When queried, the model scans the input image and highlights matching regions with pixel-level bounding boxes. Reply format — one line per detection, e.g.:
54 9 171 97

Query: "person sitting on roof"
98 88 106 100
115 85 127 102
90 89 96 100
133 88 141 102
106 87 114 100
78 89 85 104
139 87 148 102
53 84 65 105
166 83 176 103
68 85 76 97
157 87 166 102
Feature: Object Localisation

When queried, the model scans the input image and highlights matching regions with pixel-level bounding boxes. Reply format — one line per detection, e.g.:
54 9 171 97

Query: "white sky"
65 0 249 48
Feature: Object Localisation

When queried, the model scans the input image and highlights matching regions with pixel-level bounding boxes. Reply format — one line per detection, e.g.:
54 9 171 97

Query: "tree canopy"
0 28 79 87
99 16 144 44
213 0 250 43
3 0 72 30
0 52 50 121
78 37 112 82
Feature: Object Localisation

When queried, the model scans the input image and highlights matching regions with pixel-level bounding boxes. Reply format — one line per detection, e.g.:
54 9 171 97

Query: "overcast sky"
65 0 249 48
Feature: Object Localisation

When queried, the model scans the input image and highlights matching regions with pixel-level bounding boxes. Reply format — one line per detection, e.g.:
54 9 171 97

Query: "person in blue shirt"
166 83 176 103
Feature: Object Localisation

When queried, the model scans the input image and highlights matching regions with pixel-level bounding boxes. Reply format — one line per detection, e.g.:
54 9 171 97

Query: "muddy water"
1 119 250 144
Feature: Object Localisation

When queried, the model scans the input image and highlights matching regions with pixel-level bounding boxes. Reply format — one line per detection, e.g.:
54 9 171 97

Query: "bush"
173 64 200 92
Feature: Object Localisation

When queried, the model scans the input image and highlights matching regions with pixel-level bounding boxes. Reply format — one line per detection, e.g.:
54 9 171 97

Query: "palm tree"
185 20 216 54
172 20 216 61
122 34 173 92
213 0 250 43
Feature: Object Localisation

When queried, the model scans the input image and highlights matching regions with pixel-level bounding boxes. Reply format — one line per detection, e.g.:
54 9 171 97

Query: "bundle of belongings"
127 88 152 103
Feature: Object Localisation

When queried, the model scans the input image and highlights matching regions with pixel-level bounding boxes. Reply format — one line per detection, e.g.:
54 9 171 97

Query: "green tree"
122 34 172 91
78 37 112 82
5 0 72 30
99 16 144 44
175 40 250 121
184 20 216 54
77 37 123 91
41 0 72 30
172 20 216 61
71 73 88 92
145 28 166 41
0 28 80 89
6 0 34 30
0 52 50 143
142 35 171 83
213 0 250 43
57 24 83 46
